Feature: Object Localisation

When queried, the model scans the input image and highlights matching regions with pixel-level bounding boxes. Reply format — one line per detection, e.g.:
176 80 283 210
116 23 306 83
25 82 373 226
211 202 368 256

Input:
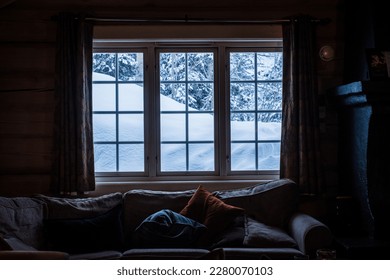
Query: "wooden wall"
0 0 344 197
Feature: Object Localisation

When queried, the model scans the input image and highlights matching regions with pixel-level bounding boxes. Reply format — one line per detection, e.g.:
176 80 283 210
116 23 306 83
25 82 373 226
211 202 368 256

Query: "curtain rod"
52 15 330 25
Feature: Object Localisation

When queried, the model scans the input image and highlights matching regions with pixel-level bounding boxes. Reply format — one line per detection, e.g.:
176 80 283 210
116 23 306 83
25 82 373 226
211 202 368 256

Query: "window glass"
159 52 215 172
229 51 282 172
92 52 145 172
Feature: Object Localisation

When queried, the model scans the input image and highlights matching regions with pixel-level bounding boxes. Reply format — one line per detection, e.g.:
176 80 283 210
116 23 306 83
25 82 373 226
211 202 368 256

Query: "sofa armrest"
0 250 70 260
288 212 333 258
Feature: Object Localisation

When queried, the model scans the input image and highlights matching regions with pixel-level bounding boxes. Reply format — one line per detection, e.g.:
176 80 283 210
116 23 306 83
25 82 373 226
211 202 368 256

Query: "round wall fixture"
319 45 335 61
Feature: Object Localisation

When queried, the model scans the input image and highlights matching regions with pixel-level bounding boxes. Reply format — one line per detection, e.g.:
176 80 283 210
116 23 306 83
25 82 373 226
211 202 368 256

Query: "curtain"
280 15 323 195
52 12 95 194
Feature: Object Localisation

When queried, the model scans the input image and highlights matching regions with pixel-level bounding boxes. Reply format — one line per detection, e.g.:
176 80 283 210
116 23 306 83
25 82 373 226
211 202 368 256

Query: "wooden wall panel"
0 44 55 74
0 20 56 42
0 9 56 195
0 175 52 197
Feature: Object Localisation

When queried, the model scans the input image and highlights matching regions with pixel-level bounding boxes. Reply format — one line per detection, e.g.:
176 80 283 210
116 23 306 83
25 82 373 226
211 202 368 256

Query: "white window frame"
93 40 282 184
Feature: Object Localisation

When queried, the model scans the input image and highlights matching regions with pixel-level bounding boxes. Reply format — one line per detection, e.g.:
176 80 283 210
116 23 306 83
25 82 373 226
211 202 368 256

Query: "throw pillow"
180 185 245 245
44 204 124 254
243 216 298 248
131 209 206 248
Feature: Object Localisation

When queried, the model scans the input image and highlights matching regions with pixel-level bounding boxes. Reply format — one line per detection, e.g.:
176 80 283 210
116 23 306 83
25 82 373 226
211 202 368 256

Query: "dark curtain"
52 12 95 194
280 15 323 195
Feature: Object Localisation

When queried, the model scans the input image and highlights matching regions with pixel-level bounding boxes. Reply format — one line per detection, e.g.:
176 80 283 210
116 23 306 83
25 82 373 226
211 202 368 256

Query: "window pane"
119 83 144 111
231 113 255 141
231 143 256 170
118 53 144 81
161 144 186 171
160 83 186 111
188 53 214 81
160 53 186 81
93 51 146 174
119 144 144 171
229 51 282 172
119 114 144 141
189 113 214 141
159 51 215 173
230 83 255 111
258 113 282 141
258 143 280 170
93 114 116 142
93 53 116 80
257 52 283 80
94 144 116 172
188 83 213 111
92 84 116 111
257 83 282 110
230 52 255 81
189 144 214 171
161 113 186 141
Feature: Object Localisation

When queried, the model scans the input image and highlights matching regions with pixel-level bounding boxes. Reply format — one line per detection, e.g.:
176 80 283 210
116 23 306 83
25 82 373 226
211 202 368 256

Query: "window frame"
155 47 219 176
226 47 283 176
93 40 282 183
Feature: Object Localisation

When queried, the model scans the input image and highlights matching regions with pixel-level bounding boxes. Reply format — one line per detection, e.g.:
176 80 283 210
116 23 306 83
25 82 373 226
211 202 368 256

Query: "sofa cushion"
0 197 46 249
213 178 299 229
131 209 206 248
180 185 245 244
0 235 37 251
122 189 196 237
35 192 123 219
244 216 298 248
209 215 245 249
44 204 124 254
222 247 306 260
69 250 123 260
122 248 210 260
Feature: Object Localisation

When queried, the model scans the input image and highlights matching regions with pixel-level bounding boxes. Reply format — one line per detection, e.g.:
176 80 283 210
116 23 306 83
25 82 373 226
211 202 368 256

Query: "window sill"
93 176 279 195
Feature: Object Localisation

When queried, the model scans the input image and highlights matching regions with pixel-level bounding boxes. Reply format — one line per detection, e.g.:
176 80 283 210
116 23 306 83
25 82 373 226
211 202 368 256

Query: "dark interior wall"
343 0 390 83
0 0 343 197
342 0 374 83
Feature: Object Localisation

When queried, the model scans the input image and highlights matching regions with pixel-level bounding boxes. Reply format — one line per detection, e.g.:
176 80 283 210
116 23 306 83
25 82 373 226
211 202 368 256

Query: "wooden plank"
0 137 53 154
0 112 55 124
0 44 55 73
0 135 53 179
0 90 55 111
0 73 55 91
0 174 52 197
0 153 52 173
0 122 54 138
0 20 56 42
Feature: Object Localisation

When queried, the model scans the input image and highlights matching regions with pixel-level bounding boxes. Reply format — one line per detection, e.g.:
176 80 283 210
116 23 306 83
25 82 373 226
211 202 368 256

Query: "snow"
92 72 280 172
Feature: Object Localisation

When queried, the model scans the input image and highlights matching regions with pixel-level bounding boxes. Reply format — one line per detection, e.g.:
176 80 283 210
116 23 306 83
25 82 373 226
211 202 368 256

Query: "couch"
0 178 333 260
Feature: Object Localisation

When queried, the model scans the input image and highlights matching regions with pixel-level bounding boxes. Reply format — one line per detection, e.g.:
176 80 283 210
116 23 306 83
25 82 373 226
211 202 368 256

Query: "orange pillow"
180 185 245 244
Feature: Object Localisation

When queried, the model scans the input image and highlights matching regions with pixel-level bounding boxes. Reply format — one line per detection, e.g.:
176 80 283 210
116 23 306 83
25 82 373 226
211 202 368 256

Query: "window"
92 41 282 182
159 51 215 173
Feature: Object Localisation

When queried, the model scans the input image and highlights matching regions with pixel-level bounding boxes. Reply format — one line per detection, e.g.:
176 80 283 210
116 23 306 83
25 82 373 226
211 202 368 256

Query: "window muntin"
92 42 282 181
